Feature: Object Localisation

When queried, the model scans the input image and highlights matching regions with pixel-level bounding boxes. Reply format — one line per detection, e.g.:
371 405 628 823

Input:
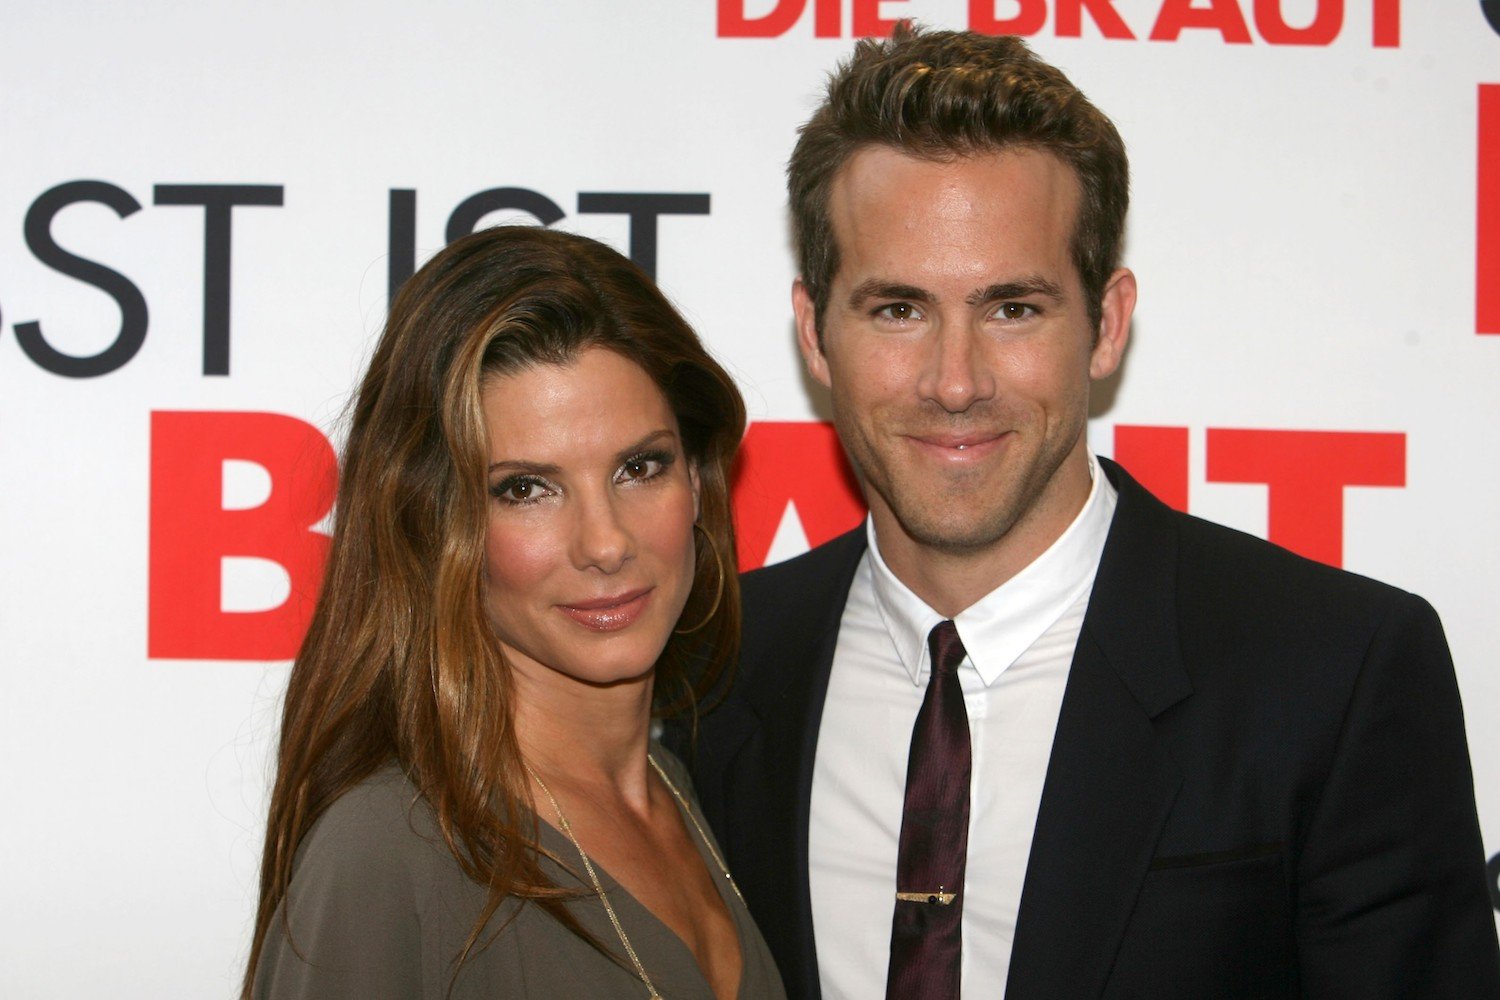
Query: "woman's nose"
572 493 633 573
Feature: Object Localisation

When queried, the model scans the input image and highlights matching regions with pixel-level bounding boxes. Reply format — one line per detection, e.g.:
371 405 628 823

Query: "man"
681 24 1500 1000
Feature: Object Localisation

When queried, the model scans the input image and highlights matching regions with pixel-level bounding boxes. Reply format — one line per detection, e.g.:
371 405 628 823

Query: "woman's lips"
558 589 653 631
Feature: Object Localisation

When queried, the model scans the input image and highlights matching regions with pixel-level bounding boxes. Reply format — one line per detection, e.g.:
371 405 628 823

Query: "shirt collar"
867 451 1119 687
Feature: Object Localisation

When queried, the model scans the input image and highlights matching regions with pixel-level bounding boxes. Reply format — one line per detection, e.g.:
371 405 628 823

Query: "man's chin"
890 506 1017 555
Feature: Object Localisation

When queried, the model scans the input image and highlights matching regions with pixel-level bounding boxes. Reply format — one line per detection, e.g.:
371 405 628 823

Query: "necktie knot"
927 620 966 678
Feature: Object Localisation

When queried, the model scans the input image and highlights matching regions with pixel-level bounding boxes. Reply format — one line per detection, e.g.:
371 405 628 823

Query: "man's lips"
557 588 653 631
906 430 1009 460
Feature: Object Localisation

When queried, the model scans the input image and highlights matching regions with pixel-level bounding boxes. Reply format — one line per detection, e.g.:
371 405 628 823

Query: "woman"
242 226 784 999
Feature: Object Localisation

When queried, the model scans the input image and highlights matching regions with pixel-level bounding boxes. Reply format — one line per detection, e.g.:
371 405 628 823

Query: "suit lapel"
1006 460 1193 999
729 527 868 1000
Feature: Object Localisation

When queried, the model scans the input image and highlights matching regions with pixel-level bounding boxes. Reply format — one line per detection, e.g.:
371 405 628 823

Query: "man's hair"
788 23 1129 334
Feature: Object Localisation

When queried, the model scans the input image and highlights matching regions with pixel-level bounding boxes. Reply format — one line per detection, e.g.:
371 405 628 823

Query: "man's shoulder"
732 526 868 680
1106 456 1422 624
1170 504 1419 619
1103 482 1452 757
741 524 867 615
1131 502 1447 695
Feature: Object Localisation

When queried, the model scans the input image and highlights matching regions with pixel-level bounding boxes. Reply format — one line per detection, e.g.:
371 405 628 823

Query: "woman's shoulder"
302 765 436 850
256 767 463 998
648 740 695 793
648 741 718 841
288 765 449 912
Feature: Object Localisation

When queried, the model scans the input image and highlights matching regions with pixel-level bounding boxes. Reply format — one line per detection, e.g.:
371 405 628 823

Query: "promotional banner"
3 2 1497 995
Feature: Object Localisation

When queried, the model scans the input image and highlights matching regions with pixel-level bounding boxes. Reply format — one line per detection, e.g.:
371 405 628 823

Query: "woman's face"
481 346 700 690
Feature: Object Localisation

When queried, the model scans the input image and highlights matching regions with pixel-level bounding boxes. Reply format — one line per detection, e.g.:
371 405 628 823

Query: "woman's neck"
512 667 656 810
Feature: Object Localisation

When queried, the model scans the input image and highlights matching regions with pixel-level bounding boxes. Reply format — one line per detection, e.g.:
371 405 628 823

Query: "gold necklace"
647 754 746 909
525 753 744 999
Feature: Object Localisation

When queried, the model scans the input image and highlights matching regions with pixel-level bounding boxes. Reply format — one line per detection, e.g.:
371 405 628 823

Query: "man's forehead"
831 144 1079 199
824 145 1084 288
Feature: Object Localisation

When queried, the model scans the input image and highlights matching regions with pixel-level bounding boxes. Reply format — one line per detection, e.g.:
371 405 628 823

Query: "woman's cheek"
483 514 557 612
648 489 700 598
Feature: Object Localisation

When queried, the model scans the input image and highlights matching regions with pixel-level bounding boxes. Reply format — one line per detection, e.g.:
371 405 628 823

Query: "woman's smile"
557 587 654 631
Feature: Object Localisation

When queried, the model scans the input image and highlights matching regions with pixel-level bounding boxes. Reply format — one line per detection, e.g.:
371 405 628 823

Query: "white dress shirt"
808 453 1118 1000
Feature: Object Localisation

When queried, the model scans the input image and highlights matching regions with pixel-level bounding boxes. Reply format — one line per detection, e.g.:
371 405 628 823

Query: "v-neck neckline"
532 756 752 1000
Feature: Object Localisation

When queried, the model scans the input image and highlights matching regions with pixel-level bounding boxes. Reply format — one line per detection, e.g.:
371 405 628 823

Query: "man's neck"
871 457 1095 618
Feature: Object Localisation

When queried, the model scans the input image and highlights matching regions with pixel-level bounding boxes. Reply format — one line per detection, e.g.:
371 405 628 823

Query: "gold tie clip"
895 888 957 905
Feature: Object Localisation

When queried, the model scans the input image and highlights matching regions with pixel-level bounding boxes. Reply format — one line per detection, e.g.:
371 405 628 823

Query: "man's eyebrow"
847 280 933 308
967 277 1065 307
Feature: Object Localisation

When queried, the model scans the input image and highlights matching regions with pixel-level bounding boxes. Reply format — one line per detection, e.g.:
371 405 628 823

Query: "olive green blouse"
253 749 786 999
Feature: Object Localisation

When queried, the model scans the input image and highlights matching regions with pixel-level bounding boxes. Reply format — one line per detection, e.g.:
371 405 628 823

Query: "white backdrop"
3 2 1497 996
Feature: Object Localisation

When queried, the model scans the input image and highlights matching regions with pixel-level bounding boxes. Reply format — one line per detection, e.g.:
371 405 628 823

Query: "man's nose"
916 325 997 413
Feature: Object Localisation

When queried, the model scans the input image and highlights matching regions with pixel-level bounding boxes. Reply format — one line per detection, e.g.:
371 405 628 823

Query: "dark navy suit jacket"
678 458 1500 999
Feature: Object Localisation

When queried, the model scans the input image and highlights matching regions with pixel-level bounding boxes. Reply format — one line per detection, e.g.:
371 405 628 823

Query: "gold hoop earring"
674 523 725 636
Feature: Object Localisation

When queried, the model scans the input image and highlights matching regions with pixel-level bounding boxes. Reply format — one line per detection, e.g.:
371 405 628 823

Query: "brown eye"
999 302 1034 320
491 475 551 505
877 302 919 322
616 452 671 485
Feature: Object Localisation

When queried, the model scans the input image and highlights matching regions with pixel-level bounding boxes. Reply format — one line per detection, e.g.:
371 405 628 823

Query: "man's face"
794 146 1134 577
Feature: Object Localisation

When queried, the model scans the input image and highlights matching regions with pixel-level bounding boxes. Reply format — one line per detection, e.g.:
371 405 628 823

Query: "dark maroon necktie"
886 620 971 1000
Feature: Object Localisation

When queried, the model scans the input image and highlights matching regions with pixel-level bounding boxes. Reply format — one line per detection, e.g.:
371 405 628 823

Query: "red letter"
1206 428 1404 568
731 421 866 570
1112 425 1189 512
1372 0 1398 47
1480 84 1500 335
718 0 807 37
1150 0 1253 43
970 0 1049 36
852 0 906 37
149 411 337 660
814 0 842 36
1253 0 1342 45
1058 0 1135 39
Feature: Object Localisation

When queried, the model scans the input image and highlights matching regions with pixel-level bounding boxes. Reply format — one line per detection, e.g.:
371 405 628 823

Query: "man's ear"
792 278 832 388
1089 267 1136 380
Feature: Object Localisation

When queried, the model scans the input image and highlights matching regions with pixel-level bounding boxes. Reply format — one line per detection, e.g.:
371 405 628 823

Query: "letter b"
148 411 336 660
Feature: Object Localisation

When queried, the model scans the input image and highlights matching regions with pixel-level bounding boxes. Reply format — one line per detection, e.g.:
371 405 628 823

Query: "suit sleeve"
252 796 429 1000
1294 593 1500 998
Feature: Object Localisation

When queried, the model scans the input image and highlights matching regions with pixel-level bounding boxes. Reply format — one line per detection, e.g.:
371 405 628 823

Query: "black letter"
576 192 711 279
1484 0 1500 36
13 180 148 378
445 187 565 244
388 189 417 309
1487 852 1500 911
153 184 283 376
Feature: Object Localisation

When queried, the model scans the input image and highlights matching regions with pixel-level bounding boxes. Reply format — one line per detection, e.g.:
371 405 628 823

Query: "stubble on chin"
855 428 1082 560
844 402 1023 553
885 478 1029 555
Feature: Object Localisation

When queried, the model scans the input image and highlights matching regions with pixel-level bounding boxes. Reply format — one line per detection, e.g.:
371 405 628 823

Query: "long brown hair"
242 225 745 994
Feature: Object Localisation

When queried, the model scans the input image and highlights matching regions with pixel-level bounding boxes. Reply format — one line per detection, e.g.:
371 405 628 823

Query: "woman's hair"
242 225 745 994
